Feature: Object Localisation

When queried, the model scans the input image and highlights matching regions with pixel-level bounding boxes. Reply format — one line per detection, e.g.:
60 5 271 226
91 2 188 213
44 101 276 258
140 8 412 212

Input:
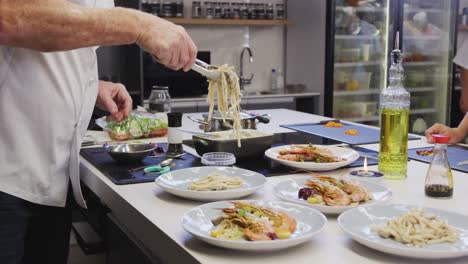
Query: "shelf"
164 18 290 26
334 61 382 68
404 35 442 41
407 87 438 93
404 7 443 14
411 108 438 114
335 6 386 12
404 61 439 66
455 86 462 91
335 35 381 40
335 90 380 96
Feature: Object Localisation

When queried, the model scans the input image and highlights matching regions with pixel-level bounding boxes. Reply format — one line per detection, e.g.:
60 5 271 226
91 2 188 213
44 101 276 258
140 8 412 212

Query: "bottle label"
168 127 183 144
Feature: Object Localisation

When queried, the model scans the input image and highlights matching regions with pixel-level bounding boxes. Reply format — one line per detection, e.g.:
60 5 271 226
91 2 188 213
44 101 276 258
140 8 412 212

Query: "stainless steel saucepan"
187 111 271 132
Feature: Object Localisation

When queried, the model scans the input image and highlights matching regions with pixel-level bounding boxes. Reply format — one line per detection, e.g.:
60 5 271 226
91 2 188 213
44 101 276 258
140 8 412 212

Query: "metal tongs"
191 59 221 81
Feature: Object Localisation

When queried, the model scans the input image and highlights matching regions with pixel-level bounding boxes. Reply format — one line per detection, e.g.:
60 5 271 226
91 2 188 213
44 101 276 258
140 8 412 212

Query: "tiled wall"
181 0 285 94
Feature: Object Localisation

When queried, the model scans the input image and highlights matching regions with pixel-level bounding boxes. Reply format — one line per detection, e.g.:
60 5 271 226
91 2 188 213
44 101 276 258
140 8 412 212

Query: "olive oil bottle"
378 33 411 180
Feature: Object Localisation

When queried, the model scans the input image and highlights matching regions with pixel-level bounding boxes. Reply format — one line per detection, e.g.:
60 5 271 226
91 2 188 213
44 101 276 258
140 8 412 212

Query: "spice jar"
266 3 274 19
276 3 285 19
175 0 184 17
192 1 202 18
142 0 151 13
214 2 222 19
231 3 240 19
148 86 171 113
424 134 454 198
240 3 248 19
150 0 161 16
162 0 173 17
221 2 231 19
204 1 214 19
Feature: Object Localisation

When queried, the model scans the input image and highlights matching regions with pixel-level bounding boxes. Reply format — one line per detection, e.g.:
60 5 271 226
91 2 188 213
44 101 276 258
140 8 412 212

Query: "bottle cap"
167 112 183 127
432 134 451 144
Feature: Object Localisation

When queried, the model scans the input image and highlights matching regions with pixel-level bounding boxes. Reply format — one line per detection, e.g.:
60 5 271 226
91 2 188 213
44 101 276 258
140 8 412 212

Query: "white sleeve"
454 38 468 69
95 0 115 8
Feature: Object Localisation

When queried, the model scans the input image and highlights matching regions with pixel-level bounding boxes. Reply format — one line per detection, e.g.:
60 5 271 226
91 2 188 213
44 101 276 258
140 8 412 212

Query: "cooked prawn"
342 180 372 202
306 180 350 206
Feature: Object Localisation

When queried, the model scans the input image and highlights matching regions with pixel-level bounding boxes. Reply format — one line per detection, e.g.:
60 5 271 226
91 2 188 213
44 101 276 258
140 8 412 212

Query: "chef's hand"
424 123 464 144
96 81 133 122
136 16 197 72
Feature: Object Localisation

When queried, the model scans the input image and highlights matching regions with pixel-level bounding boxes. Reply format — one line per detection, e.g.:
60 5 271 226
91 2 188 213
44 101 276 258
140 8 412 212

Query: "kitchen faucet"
239 47 254 91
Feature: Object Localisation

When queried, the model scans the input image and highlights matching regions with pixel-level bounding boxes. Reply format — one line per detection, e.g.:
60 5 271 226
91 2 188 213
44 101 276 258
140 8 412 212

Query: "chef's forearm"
0 0 149 51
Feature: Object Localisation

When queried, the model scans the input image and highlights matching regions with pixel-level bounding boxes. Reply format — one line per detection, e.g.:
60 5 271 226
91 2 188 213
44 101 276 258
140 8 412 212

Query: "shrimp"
230 202 297 238
306 181 350 206
342 180 372 203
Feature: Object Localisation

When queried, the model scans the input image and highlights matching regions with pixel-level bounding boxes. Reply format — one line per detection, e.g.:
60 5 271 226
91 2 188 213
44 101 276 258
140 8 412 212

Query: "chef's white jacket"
455 38 468 69
0 0 114 207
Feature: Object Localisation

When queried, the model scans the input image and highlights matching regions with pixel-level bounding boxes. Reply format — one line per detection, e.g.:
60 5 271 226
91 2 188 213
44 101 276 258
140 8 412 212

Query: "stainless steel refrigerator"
324 0 458 135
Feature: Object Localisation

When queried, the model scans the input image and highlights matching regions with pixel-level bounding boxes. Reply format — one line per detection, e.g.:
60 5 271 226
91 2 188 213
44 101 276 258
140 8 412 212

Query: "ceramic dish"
338 204 468 259
181 200 327 251
264 145 359 171
155 166 266 201
273 177 392 214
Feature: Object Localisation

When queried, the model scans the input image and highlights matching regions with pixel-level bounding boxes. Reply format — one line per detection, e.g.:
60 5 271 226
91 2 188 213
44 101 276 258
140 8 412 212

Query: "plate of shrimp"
273 174 392 214
182 200 327 251
264 144 359 171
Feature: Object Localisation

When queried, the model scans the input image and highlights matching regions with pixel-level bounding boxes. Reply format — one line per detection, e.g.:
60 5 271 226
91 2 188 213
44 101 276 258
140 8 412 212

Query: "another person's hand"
95 81 132 122
137 16 197 72
424 123 465 144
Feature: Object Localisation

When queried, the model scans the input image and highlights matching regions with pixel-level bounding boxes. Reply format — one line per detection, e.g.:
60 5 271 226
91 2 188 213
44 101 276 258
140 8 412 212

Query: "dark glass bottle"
425 134 454 198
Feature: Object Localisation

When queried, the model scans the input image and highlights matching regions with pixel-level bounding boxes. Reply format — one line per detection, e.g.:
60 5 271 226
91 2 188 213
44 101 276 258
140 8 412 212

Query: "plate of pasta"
273 174 392 214
181 200 327 251
264 144 359 171
155 166 266 201
338 204 468 259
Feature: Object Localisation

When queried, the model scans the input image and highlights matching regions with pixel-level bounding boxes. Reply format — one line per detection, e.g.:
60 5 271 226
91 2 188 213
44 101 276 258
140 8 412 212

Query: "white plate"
338 204 468 259
155 166 266 201
273 177 392 214
264 145 359 171
181 200 327 251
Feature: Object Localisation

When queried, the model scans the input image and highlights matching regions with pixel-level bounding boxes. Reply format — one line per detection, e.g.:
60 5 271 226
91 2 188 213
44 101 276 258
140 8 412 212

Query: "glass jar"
192 1 202 18
248 3 256 19
148 86 171 113
175 0 184 17
162 0 173 17
266 3 274 20
214 2 222 19
204 1 214 19
221 2 231 19
142 0 151 13
231 3 240 19
424 134 454 198
150 0 161 16
240 3 249 19
276 3 285 19
256 3 265 19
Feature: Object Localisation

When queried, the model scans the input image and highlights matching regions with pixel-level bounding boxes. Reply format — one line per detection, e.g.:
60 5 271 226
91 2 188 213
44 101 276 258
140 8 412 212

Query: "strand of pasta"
206 65 242 146
373 208 459 247
188 173 244 191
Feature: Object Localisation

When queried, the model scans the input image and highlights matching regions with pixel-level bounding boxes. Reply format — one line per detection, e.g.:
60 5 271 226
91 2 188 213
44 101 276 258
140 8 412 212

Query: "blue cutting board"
281 121 420 145
408 145 468 173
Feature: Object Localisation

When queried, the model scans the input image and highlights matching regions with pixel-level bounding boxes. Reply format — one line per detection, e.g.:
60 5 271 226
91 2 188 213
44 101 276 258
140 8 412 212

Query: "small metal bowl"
105 143 155 164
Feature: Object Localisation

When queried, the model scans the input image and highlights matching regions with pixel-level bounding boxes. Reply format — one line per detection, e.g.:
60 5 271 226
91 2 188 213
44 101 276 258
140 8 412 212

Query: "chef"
0 0 197 263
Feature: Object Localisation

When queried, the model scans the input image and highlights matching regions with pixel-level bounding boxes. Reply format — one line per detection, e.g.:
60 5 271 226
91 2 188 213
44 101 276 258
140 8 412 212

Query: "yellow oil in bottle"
378 108 409 179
